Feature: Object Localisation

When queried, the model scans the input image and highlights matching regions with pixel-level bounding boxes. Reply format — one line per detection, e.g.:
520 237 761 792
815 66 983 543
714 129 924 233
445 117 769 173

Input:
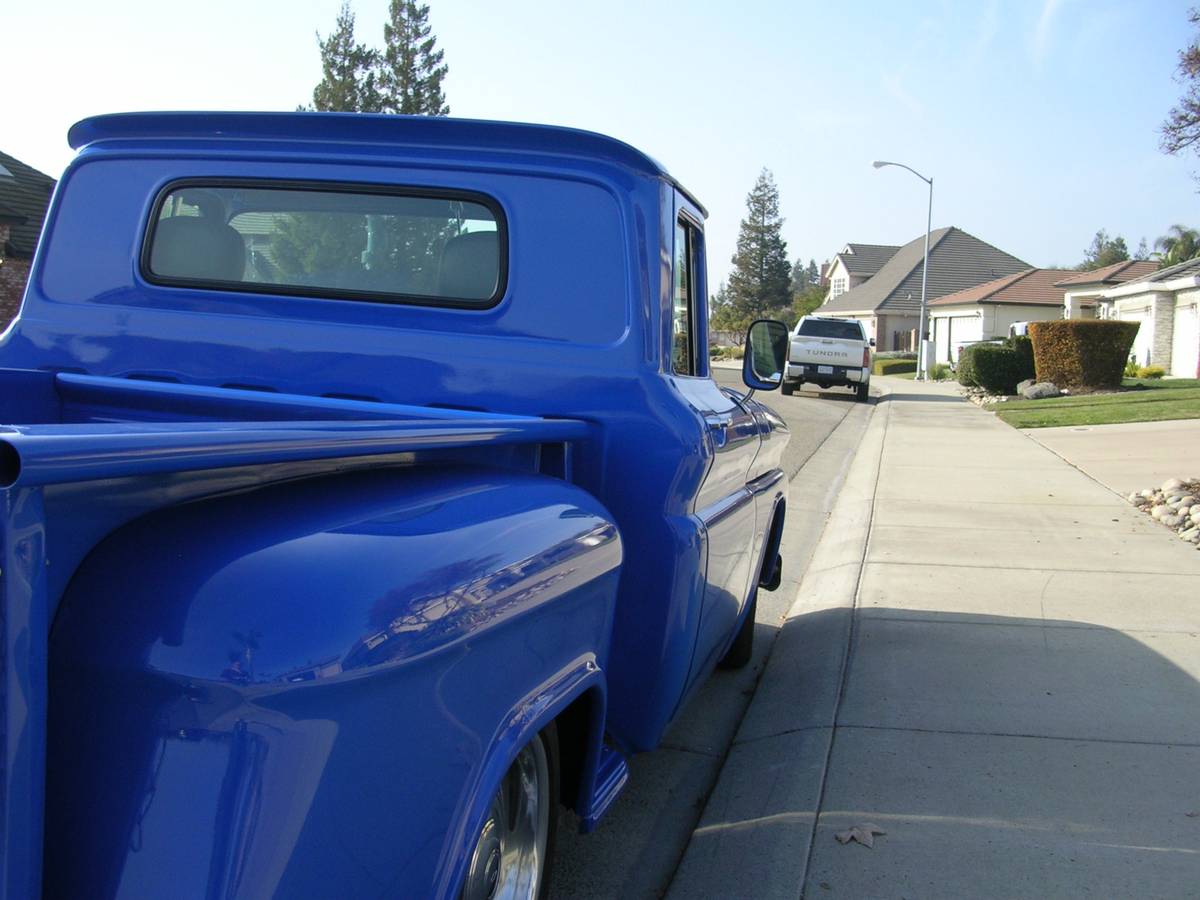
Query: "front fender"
45 465 621 900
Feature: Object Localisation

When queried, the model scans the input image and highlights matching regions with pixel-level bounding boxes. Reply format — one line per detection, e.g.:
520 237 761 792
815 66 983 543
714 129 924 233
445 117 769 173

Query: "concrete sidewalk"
669 377 1200 898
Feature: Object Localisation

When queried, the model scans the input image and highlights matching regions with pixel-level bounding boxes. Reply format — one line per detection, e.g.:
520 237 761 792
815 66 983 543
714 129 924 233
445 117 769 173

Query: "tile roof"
838 242 900 277
0 149 56 259
1141 256 1200 282
1053 259 1158 287
928 267 1077 307
820 227 1030 315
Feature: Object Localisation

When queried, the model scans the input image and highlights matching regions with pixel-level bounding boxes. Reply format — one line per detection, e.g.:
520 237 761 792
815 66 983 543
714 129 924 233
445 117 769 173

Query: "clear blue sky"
5 0 1198 285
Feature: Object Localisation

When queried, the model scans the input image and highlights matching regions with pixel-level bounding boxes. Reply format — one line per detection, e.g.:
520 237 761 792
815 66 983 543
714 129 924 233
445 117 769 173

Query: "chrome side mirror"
742 319 789 391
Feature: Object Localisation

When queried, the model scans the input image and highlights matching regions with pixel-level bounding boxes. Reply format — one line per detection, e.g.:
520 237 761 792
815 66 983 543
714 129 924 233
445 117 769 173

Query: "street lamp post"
873 160 933 380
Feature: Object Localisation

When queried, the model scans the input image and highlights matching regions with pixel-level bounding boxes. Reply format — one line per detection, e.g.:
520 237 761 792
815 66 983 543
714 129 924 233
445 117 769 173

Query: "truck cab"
0 112 789 899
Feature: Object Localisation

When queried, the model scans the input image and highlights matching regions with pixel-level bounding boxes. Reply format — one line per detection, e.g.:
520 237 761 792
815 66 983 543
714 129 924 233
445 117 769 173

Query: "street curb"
666 386 893 899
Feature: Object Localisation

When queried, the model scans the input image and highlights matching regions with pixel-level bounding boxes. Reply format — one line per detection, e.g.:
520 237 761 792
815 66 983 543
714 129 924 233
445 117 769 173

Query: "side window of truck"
672 220 697 375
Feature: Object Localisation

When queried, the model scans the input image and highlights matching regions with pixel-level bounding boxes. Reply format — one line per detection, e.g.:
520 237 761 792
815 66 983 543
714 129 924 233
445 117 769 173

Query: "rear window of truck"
797 319 864 340
143 181 505 307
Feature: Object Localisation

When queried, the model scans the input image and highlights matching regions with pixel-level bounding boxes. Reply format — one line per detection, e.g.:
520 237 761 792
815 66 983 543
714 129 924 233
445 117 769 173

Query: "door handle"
706 417 730 448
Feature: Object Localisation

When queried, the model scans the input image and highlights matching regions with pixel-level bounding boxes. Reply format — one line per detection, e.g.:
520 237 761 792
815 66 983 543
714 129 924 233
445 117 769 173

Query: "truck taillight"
862 347 871 367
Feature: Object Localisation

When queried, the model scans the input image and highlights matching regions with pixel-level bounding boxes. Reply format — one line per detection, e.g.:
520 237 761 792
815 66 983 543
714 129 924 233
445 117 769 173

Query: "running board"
580 745 629 833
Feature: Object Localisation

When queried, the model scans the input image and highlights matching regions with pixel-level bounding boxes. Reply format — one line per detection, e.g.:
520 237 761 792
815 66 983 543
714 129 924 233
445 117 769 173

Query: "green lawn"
995 378 1200 428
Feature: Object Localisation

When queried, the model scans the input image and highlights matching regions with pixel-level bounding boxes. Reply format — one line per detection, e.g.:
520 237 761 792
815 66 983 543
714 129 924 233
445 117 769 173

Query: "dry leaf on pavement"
834 824 887 848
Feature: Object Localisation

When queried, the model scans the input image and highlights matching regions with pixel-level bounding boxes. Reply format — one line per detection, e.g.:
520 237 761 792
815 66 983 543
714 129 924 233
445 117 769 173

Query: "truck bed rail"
0 417 589 488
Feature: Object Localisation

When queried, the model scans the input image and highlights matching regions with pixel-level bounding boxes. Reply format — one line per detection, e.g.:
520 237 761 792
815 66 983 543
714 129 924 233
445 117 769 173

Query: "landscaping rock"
1017 379 1036 394
1129 477 1200 546
1020 381 1061 400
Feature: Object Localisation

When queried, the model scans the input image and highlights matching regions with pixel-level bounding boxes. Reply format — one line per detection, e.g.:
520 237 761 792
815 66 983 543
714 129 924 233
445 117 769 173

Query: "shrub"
967 344 1027 394
1028 320 1139 389
1004 334 1036 382
874 358 916 375
956 343 985 386
1137 365 1166 379
1124 358 1140 377
875 350 917 360
928 362 951 381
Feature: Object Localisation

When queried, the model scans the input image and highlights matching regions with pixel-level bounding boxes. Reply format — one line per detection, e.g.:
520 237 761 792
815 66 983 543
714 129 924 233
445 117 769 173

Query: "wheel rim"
462 736 551 900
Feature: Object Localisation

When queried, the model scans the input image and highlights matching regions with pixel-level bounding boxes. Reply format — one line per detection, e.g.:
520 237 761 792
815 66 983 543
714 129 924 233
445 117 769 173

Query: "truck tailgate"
789 335 863 367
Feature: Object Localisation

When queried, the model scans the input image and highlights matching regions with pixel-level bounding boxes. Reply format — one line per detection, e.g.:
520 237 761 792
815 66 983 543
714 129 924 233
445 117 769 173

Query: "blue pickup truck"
0 112 790 899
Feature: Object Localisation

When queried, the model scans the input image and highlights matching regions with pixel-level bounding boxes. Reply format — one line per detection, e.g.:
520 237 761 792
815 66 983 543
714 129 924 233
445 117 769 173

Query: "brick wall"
0 222 31 327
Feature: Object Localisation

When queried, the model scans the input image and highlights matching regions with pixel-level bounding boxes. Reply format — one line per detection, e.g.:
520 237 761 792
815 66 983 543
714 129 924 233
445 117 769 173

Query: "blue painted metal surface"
45 467 621 899
0 112 789 898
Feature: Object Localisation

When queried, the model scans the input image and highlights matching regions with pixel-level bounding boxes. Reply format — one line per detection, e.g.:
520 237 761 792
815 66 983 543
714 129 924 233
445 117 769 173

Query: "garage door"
934 318 951 363
1173 299 1199 377
947 316 981 363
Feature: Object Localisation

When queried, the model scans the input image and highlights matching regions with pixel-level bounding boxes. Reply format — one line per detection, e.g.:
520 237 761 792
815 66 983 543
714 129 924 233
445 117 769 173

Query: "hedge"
874 358 917 375
966 344 1029 394
1028 320 1139 389
1008 334 1035 377
957 336 1035 393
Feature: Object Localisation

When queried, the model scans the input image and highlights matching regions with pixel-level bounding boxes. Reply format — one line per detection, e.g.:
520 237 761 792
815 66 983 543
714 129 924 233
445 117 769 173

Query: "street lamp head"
872 160 890 169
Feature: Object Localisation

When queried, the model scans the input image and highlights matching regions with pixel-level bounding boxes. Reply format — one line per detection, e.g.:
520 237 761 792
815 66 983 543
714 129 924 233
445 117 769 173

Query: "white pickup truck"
782 315 873 402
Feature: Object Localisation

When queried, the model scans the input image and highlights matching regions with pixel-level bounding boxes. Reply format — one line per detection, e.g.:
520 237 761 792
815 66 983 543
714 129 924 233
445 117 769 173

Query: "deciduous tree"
1162 8 1200 181
1080 229 1130 270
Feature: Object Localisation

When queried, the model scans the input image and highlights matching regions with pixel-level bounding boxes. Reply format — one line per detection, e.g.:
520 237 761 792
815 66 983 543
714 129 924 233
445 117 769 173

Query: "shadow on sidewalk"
670 605 1200 899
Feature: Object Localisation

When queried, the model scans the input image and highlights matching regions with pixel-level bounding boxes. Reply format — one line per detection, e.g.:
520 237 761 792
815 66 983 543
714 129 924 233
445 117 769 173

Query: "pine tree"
805 259 820 286
311 2 381 112
727 169 792 324
379 1 450 116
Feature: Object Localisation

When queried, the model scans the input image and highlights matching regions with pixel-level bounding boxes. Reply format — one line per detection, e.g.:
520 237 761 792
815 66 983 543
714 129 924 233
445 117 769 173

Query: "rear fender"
45 465 621 900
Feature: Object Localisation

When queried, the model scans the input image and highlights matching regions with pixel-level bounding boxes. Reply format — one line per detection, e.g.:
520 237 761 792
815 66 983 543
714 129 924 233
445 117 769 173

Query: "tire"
856 381 869 402
718 592 757 669
461 723 560 900
781 380 794 396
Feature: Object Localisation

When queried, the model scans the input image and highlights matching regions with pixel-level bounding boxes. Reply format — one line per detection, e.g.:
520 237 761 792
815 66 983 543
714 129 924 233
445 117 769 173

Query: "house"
1056 260 1158 319
927 268 1076 364
823 243 900 300
818 226 1030 351
0 150 56 326
1093 258 1200 376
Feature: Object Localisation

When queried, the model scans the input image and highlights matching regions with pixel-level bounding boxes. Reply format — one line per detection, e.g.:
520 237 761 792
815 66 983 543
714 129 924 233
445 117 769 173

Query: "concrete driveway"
1022 419 1200 495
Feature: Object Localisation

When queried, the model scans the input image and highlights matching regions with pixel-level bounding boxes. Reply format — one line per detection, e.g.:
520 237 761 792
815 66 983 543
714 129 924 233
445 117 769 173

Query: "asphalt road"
548 372 873 899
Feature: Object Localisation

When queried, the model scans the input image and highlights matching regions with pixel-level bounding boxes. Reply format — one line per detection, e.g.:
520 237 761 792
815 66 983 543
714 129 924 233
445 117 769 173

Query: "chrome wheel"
462 735 551 900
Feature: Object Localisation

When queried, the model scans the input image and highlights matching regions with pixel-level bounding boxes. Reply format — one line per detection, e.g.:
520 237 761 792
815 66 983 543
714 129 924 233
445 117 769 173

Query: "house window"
830 277 847 298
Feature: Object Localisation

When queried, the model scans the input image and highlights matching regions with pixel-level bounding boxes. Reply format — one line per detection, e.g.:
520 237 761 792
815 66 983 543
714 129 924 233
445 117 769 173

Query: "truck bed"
0 367 591 899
